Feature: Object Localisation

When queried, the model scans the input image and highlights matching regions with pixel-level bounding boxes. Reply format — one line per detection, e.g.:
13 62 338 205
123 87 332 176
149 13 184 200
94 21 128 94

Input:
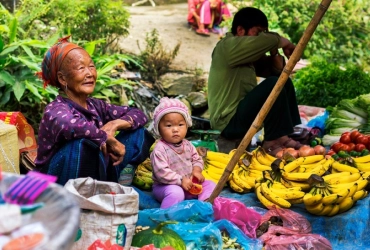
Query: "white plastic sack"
65 177 139 250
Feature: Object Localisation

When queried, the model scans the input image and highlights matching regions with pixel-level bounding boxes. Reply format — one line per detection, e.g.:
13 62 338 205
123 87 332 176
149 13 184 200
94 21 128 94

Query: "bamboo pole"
208 0 333 203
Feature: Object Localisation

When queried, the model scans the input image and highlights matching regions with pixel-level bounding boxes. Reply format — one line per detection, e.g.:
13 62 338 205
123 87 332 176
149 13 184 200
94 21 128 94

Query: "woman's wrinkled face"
58 49 97 97
158 113 188 144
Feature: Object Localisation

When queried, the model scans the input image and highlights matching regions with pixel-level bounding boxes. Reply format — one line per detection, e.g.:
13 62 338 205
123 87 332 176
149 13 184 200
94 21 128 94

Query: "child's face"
158 113 188 144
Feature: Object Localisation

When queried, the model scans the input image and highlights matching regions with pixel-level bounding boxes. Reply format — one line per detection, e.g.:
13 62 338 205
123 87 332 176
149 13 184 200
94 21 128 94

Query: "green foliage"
138 29 181 82
6 0 130 52
226 0 370 71
293 58 370 108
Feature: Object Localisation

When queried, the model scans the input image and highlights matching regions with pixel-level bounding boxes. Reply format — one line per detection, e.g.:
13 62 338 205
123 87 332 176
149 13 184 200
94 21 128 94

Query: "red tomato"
356 135 369 145
367 141 370 151
355 143 366 152
340 134 352 144
350 131 361 142
341 132 351 137
339 144 350 152
326 150 336 156
331 142 343 153
347 142 356 152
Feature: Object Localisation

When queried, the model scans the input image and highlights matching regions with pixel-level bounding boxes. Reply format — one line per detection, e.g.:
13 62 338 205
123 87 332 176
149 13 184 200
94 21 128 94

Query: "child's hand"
181 177 193 191
192 171 205 183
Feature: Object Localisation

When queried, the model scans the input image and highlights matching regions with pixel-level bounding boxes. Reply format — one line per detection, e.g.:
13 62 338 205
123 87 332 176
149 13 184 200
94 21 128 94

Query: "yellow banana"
254 148 276 165
325 172 361 185
323 172 351 181
362 172 370 179
282 157 305 173
256 186 280 209
332 161 359 173
308 165 327 176
338 197 354 214
353 189 367 202
301 158 327 169
269 187 305 200
322 193 340 205
232 173 252 191
282 172 312 182
302 155 325 164
362 190 368 199
207 165 226 175
271 181 290 189
206 151 231 164
321 157 335 171
346 183 358 198
202 170 218 183
303 192 323 206
306 202 325 215
287 197 303 204
249 163 271 171
207 160 227 169
318 204 335 216
335 188 350 203
239 172 256 189
229 179 245 193
352 154 370 163
354 162 370 172
283 179 311 191
203 169 222 182
260 183 291 208
327 204 340 217
136 169 153 179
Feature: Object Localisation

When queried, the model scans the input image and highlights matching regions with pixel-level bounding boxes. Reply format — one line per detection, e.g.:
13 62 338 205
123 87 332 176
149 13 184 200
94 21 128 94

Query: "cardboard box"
0 121 20 173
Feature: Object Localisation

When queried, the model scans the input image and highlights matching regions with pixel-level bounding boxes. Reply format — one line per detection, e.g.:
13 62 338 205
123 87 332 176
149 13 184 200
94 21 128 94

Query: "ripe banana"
229 179 245 193
325 172 361 185
318 204 335 216
302 155 325 164
282 172 312 182
338 197 354 214
327 204 340 217
287 197 304 204
207 160 227 169
256 186 280 209
323 172 351 181
202 170 218 183
239 172 256 189
282 157 305 173
354 162 370 172
332 161 359 173
352 154 370 163
269 187 305 200
204 169 222 182
254 147 277 166
260 182 291 208
306 202 325 214
321 193 340 205
139 158 153 171
206 151 231 165
303 192 323 206
353 189 367 202
281 178 311 191
232 173 252 191
362 172 370 179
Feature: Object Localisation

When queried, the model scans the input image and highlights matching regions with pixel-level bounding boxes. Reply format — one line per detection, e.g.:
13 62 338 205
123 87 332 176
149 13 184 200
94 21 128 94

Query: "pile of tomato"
327 131 370 157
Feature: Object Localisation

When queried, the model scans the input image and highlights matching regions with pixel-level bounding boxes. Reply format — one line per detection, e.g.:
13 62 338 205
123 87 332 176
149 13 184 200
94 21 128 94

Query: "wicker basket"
0 173 80 250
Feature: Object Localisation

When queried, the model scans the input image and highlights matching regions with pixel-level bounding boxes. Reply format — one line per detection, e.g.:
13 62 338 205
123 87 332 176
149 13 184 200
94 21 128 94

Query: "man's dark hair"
231 7 268 35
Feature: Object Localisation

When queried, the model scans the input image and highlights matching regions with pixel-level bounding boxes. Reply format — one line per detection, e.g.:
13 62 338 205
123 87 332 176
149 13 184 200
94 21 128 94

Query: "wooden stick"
208 0 333 203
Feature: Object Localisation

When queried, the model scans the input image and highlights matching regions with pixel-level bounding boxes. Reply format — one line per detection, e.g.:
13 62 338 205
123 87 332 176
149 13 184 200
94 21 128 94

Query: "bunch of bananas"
303 173 369 216
228 147 275 193
202 150 232 184
348 155 370 179
255 171 306 209
132 158 154 190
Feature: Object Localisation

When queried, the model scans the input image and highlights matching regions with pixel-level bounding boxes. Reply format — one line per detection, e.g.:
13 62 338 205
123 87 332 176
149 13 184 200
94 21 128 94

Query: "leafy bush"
8 0 130 52
225 0 370 71
293 58 370 108
137 29 181 82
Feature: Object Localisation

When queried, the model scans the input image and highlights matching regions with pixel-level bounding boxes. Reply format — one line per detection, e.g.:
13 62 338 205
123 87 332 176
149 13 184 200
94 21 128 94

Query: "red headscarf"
36 36 82 88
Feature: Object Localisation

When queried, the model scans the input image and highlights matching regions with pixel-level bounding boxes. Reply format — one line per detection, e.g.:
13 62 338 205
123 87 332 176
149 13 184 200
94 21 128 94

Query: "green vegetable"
337 151 350 158
338 99 368 119
332 154 340 161
322 135 341 146
131 221 186 250
349 151 358 157
330 109 367 124
328 127 354 136
361 149 370 156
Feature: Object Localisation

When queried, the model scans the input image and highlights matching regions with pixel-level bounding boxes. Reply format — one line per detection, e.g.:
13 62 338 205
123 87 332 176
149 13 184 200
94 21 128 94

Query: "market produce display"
131 221 186 250
327 131 370 160
133 159 154 190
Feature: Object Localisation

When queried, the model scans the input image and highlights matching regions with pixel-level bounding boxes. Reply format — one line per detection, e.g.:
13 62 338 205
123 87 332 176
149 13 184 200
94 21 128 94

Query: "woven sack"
65 177 139 250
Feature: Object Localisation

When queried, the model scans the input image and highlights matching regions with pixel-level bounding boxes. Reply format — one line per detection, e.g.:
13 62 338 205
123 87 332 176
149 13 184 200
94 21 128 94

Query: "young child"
150 97 216 209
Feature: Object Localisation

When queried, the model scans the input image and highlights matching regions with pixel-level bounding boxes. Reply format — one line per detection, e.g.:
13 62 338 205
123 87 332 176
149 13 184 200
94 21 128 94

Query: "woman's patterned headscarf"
36 36 82 88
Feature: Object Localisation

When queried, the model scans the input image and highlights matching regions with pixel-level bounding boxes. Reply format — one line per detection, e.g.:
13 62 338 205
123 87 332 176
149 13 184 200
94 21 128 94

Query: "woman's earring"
65 84 68 92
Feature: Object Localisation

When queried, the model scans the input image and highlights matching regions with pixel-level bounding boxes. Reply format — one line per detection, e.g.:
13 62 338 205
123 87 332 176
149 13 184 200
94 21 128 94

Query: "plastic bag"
259 208 332 250
213 197 262 238
307 110 329 133
137 200 214 227
260 207 311 234
260 225 332 250
87 239 124 250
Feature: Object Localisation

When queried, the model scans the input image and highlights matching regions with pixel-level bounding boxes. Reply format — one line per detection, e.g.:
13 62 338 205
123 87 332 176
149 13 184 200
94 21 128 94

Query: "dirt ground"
118 3 221 73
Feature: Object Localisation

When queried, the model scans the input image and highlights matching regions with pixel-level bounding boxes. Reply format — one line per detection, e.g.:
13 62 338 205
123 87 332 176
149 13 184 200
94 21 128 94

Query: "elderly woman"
35 37 154 185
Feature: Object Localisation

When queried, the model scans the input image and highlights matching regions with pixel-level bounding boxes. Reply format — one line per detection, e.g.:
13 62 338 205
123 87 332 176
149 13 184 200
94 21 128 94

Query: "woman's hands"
101 119 132 137
280 37 296 58
101 135 126 166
